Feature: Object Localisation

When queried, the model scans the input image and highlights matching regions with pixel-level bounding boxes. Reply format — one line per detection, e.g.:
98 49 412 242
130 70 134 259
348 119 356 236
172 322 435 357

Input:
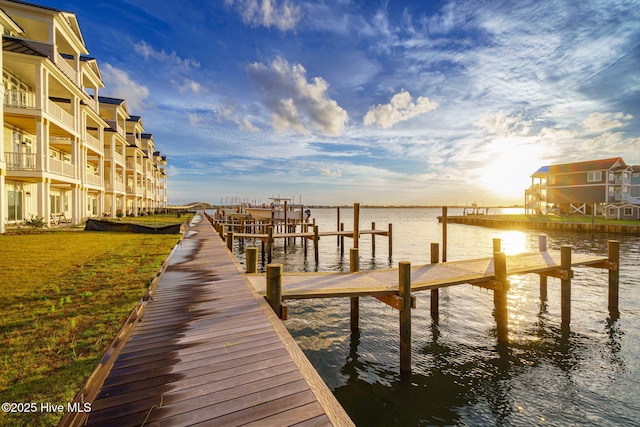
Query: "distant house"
525 157 640 219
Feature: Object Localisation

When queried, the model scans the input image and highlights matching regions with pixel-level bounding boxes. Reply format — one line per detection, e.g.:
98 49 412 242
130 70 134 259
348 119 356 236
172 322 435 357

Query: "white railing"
112 151 125 165
105 180 126 192
85 133 102 152
3 90 36 109
85 173 102 186
49 157 75 178
47 100 75 130
56 53 78 84
4 152 37 170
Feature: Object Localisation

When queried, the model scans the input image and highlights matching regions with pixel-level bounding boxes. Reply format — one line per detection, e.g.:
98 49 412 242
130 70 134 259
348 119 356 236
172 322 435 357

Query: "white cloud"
134 41 200 69
173 79 207 95
581 112 633 133
363 90 438 129
224 0 302 31
101 64 150 112
247 57 348 136
476 111 532 137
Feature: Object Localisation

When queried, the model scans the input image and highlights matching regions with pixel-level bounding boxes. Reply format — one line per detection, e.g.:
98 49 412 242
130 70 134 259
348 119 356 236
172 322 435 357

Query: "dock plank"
245 251 608 298
79 213 354 427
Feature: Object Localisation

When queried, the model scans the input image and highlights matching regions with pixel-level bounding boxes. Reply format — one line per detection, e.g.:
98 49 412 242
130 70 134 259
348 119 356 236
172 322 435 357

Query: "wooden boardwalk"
74 213 353 427
245 251 609 299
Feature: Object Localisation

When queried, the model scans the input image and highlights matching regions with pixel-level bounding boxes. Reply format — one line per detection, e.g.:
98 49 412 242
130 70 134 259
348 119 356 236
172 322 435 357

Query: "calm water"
229 208 640 426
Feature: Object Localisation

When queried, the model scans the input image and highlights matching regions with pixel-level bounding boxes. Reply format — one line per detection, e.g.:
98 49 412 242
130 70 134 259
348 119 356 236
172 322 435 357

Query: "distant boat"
246 198 308 222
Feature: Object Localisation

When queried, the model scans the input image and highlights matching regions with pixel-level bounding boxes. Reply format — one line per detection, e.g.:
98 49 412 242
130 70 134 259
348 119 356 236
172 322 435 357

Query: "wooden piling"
267 226 273 264
430 243 439 319
494 251 508 343
266 263 284 319
399 261 412 374
561 245 572 329
314 225 320 264
350 248 360 332
337 207 341 246
226 231 234 251
371 222 376 257
493 238 501 253
388 223 393 259
340 223 345 256
353 203 360 249
442 207 448 262
608 240 620 318
539 235 548 301
246 247 258 273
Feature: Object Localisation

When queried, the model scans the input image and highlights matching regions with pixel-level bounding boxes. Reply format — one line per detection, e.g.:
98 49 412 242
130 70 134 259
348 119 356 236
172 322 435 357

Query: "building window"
588 171 602 182
624 207 633 216
608 207 616 216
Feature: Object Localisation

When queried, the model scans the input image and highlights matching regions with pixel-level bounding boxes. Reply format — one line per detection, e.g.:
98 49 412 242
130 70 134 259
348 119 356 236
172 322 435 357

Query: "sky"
35 0 640 206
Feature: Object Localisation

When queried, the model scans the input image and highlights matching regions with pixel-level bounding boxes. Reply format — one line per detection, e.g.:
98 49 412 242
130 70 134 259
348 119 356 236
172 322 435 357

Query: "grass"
0 230 182 426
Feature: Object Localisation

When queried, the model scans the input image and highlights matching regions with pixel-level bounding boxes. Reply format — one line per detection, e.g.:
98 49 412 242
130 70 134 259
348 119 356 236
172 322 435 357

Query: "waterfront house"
0 0 168 232
526 157 640 219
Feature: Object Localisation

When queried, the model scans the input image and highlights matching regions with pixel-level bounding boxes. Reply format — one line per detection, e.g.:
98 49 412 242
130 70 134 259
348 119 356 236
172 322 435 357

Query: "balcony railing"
56 53 78 84
85 133 102 152
3 90 36 109
49 157 75 178
85 172 102 186
4 152 37 170
47 100 75 130
105 180 126 192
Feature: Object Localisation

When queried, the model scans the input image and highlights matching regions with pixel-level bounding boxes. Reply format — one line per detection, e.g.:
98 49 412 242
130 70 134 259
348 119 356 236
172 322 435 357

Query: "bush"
24 216 46 228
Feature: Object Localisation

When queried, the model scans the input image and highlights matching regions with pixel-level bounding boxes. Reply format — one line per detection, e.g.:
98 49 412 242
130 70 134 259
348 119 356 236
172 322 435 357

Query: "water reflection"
229 209 639 426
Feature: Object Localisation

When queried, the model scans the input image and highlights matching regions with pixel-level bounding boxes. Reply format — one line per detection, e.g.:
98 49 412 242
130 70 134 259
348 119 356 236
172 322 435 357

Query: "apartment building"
525 157 640 219
0 0 168 233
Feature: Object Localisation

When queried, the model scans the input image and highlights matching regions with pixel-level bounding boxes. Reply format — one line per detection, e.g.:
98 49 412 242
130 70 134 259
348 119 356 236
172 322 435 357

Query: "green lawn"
0 231 181 426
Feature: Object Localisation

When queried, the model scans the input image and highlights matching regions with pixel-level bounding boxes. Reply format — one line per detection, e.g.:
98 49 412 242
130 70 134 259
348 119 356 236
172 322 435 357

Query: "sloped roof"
97 96 126 105
3 35 52 58
532 157 625 177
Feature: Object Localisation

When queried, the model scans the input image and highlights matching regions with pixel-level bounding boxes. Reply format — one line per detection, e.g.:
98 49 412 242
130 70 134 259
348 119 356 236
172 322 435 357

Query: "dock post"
388 223 393 259
340 223 345 256
246 247 258 273
538 235 548 301
337 207 341 247
350 248 360 332
561 245 572 329
354 203 360 249
494 251 509 343
371 222 376 257
399 261 412 375
226 231 234 251
430 243 439 319
267 226 273 264
266 264 284 319
608 240 620 319
442 207 448 262
313 225 320 264
493 238 501 253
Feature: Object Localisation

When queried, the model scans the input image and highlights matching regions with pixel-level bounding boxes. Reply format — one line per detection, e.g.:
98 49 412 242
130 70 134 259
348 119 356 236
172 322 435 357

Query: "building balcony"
5 152 37 170
105 180 126 193
49 157 75 178
3 89 36 109
47 100 75 132
85 133 102 153
85 172 102 187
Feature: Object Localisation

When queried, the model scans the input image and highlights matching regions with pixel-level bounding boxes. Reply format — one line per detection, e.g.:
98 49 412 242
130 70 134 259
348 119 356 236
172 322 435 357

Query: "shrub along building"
0 0 168 234
526 157 640 220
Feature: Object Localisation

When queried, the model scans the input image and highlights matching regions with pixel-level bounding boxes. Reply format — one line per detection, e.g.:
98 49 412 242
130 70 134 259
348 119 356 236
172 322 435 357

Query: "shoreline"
445 215 640 235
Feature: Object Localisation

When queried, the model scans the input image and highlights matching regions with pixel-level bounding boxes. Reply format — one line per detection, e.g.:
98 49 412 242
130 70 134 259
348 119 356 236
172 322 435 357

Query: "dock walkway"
77 213 353 426
245 251 609 299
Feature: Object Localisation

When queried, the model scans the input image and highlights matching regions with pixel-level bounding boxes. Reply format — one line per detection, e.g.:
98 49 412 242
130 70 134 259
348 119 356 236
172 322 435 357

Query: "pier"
243 236 619 374
213 203 393 263
62 213 354 426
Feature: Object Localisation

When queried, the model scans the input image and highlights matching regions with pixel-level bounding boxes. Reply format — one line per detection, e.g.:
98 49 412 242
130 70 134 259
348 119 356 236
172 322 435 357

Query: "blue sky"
38 0 640 206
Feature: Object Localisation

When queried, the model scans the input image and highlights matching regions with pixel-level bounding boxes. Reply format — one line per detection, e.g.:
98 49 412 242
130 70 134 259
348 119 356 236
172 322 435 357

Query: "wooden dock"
243 235 619 374
63 213 354 426
244 251 610 299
